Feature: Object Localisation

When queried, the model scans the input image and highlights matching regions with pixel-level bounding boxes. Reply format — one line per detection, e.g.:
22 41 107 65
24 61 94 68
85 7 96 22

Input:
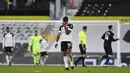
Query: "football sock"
63 56 69 68
76 56 83 63
9 55 13 62
43 55 48 63
68 54 74 67
6 55 9 64
82 57 85 66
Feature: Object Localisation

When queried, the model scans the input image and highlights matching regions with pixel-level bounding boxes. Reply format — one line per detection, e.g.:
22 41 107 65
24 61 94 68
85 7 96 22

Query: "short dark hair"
108 25 113 30
6 27 9 29
35 30 38 32
83 26 87 30
63 16 68 21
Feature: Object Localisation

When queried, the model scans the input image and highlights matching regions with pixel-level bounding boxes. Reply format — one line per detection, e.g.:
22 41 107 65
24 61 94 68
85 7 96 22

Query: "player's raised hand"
40 24 43 29
40 24 44 35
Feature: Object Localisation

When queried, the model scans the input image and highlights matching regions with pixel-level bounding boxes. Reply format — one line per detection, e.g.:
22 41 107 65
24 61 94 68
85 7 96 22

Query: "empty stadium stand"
75 0 130 16
0 0 49 15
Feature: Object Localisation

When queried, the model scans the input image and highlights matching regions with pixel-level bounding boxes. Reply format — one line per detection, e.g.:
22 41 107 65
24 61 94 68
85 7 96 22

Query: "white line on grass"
34 71 41 73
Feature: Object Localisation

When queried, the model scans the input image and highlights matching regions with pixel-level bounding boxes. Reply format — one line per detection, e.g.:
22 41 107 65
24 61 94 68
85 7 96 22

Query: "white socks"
63 55 74 68
68 55 74 67
6 55 9 64
6 55 12 64
63 56 69 68
40 55 48 66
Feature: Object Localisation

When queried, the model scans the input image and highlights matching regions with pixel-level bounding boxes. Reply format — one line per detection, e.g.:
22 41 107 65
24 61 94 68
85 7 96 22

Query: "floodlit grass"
0 66 130 73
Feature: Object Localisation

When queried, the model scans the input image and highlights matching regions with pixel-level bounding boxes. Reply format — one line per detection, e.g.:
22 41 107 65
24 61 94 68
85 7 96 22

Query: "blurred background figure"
25 0 35 6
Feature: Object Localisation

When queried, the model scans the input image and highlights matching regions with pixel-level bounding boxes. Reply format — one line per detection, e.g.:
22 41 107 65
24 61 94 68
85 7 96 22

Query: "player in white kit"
2 27 15 66
55 16 74 70
40 33 49 66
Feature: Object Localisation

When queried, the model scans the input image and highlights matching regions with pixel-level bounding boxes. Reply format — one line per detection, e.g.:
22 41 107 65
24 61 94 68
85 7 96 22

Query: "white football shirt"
3 32 15 47
40 38 49 52
59 23 73 41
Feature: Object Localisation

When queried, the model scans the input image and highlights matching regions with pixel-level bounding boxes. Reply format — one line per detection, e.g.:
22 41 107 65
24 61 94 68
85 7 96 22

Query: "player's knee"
108 55 112 58
34 54 37 56
67 52 71 55
82 54 86 57
67 49 72 55
37 53 40 55
62 51 67 56
44 55 48 58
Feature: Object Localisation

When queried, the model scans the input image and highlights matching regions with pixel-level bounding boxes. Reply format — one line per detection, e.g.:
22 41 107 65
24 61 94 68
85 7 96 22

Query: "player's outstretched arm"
12 33 15 48
55 32 61 48
112 36 119 41
2 37 5 50
28 37 33 52
2 33 6 50
40 24 43 36
111 33 119 42
101 33 105 40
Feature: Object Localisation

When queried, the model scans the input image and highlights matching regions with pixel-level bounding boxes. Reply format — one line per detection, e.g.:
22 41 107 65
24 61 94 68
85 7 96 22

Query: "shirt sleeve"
111 33 118 41
40 41 43 49
58 26 62 33
28 36 33 49
2 33 6 49
11 33 15 47
101 32 105 40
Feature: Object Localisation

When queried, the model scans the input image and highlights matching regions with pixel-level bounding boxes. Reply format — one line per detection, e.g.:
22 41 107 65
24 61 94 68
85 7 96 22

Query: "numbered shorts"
4 47 13 53
61 41 72 51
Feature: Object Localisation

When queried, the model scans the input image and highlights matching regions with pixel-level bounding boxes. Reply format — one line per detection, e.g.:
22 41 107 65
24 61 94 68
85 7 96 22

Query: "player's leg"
66 42 74 70
104 47 113 66
4 47 10 65
80 46 87 67
75 44 86 67
33 49 37 65
62 51 69 70
103 45 110 67
61 41 69 70
40 52 48 66
43 52 48 65
8 47 14 66
33 54 37 65
67 49 74 70
40 52 44 66
81 54 86 67
34 49 40 65
75 44 82 66
36 52 40 65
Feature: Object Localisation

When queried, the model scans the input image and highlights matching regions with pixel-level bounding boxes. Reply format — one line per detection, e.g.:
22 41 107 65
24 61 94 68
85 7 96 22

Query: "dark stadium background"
0 0 130 16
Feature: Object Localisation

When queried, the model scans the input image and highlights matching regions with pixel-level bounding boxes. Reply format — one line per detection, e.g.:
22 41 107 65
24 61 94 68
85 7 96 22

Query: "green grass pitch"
0 66 130 73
